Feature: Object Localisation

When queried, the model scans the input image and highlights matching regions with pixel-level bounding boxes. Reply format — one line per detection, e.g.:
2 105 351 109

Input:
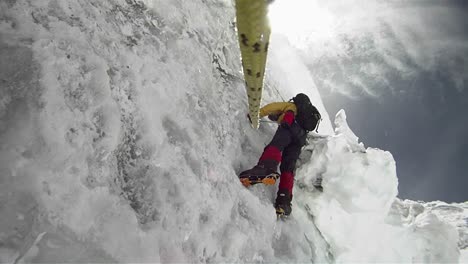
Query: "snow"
0 0 466 263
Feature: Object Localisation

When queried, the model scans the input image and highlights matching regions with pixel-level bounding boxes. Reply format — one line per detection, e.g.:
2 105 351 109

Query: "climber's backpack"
292 93 321 132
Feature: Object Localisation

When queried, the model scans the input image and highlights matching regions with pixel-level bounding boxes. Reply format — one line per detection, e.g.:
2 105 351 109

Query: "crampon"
239 173 279 187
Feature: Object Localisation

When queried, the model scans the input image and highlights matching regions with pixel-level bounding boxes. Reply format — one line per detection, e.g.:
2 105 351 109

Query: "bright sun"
268 0 335 45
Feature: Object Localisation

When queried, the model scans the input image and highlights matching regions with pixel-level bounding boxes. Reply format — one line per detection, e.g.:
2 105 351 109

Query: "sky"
269 0 468 203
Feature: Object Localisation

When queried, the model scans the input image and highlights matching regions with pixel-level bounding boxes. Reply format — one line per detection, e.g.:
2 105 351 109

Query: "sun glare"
268 0 334 46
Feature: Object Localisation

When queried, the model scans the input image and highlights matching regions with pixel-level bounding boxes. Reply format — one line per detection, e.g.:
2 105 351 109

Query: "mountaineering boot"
275 189 292 216
239 159 279 187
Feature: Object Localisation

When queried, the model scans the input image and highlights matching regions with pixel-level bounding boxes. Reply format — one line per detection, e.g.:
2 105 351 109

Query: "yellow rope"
235 0 271 129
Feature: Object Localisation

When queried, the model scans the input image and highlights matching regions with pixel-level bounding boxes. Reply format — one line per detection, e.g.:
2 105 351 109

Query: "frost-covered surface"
425 201 468 252
0 0 464 263
296 111 461 263
385 199 462 263
392 200 468 263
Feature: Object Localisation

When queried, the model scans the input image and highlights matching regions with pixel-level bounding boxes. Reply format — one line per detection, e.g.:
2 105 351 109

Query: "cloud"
269 0 468 97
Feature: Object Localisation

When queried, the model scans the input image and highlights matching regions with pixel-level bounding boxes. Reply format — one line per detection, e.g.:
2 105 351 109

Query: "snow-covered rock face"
0 0 329 262
386 199 461 263
388 199 467 262
296 110 401 262
0 0 465 263
1 0 248 262
298 110 398 218
296 111 462 263
425 201 468 252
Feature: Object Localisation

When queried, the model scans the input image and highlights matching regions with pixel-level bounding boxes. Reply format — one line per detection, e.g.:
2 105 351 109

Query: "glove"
268 114 280 121
281 110 295 128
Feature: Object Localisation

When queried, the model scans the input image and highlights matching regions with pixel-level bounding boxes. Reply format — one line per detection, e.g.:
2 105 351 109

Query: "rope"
235 0 271 129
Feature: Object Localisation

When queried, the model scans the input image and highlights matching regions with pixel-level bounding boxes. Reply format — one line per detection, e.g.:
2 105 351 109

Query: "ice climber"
240 93 321 216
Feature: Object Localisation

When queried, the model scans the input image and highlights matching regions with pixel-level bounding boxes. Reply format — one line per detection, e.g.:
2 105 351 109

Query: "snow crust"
297 111 460 263
0 0 465 263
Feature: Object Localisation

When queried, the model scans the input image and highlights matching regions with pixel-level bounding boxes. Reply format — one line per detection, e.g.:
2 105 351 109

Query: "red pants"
259 122 307 193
